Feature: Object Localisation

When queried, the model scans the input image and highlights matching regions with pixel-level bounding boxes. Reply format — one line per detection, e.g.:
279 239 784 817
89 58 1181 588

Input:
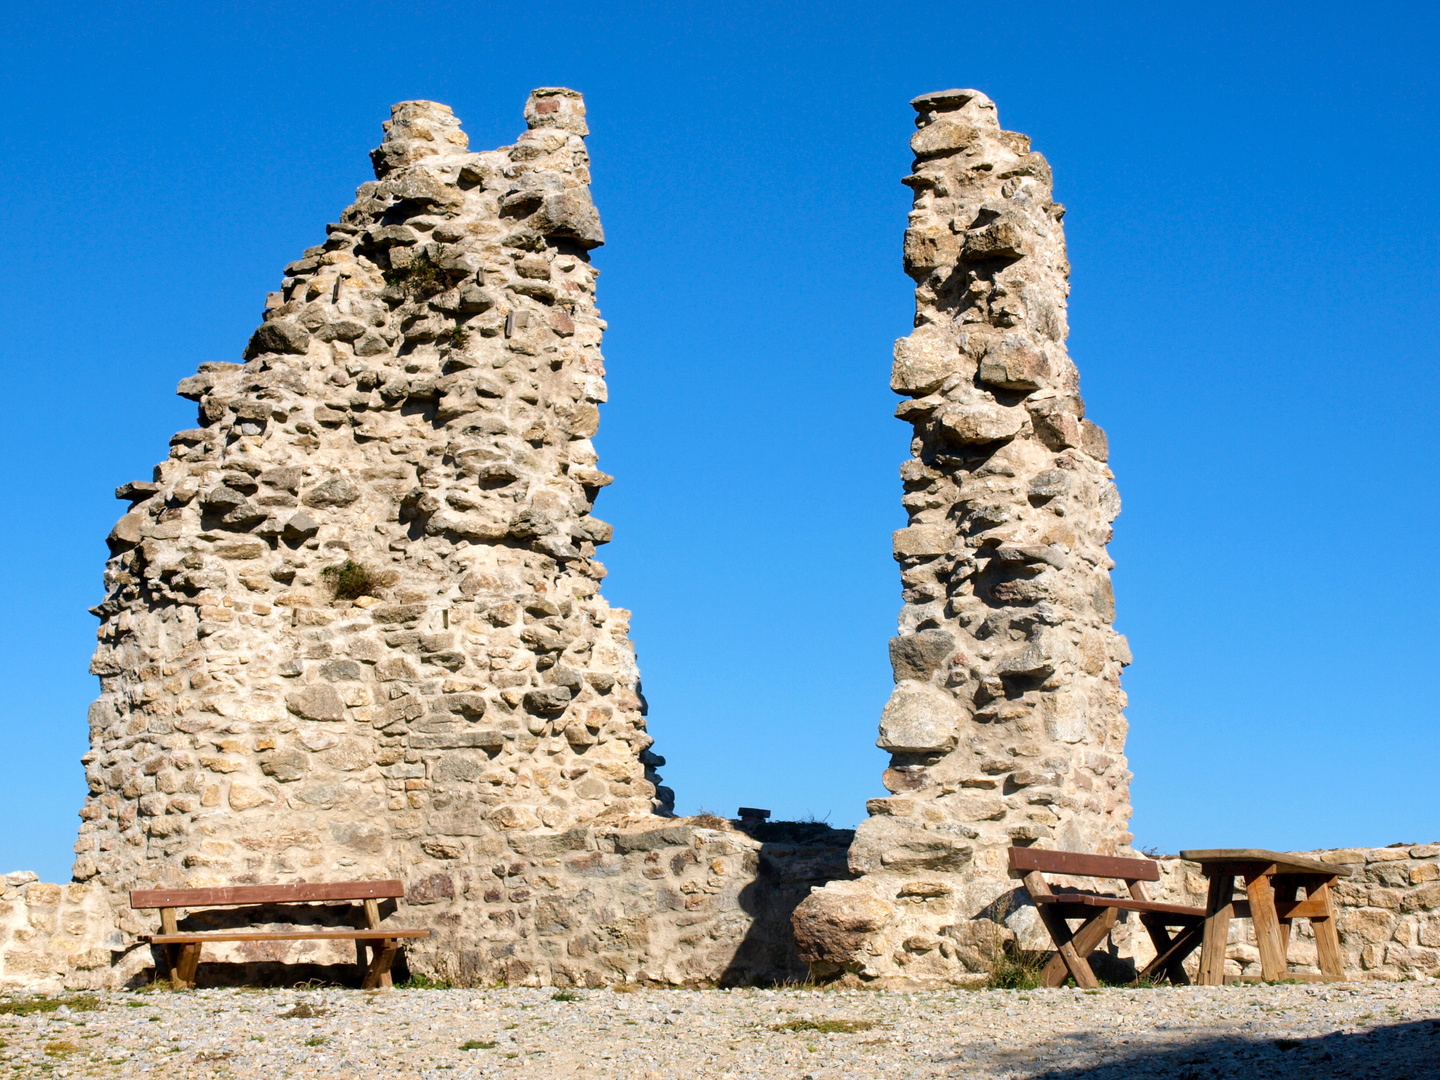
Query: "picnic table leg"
361 938 399 991
1309 878 1345 980
1197 872 1235 986
1246 871 1288 982
1035 907 1113 989
1273 876 1298 957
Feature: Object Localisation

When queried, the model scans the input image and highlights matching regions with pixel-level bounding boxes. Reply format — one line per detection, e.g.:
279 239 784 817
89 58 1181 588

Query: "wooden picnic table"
1180 849 1351 985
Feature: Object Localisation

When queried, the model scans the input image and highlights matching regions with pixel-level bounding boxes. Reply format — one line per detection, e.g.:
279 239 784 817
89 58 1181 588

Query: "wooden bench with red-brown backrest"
129 880 430 990
1008 847 1208 987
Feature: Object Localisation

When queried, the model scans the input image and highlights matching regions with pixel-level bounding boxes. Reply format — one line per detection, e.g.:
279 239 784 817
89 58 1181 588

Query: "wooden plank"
1137 919 1203 985
1308 879 1346 980
1022 870 1099 989
1130 879 1189 985
1009 847 1160 882
1030 893 1205 919
148 929 430 944
1179 850 1351 878
1039 907 1117 988
1197 872 1235 986
1229 896 1331 922
130 879 406 909
1246 870 1289 982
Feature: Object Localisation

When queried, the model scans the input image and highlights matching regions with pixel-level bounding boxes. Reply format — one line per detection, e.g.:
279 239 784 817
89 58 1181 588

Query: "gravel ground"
2 981 1438 1080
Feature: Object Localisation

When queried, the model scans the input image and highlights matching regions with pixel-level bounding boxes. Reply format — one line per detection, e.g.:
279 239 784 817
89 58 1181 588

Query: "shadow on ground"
1003 1017 1440 1080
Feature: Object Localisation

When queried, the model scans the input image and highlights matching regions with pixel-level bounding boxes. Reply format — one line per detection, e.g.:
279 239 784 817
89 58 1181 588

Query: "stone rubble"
1 982 1437 1079
795 89 1134 986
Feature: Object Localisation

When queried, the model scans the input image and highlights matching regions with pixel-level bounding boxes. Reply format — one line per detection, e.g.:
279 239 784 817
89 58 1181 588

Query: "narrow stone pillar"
794 89 1134 986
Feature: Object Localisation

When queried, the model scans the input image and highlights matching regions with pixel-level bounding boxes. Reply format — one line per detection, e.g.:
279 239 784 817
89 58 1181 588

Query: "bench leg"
1246 872 1288 982
1197 873 1234 986
1037 907 1114 989
361 939 398 991
1138 920 1202 984
172 944 201 989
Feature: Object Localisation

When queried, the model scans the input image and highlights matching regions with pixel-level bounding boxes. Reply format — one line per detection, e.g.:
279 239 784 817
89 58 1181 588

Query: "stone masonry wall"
0 875 118 993
35 88 854 989
794 89 1134 987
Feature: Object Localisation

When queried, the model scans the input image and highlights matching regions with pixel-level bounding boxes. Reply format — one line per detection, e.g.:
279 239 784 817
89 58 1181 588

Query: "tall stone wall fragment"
795 89 1135 986
66 89 813 987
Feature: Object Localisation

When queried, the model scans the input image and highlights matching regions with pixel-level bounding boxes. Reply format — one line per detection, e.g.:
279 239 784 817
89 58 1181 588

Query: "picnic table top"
1179 849 1351 878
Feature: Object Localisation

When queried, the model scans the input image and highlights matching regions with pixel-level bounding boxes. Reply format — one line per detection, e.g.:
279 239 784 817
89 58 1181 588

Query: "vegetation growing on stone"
385 251 461 300
321 559 384 600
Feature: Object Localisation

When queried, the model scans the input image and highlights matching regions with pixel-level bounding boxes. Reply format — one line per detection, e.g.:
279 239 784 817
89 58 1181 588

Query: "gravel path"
3 982 1438 1079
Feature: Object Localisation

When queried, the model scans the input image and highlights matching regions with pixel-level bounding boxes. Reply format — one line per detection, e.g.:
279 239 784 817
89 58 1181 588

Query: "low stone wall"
1108 845 1440 982
0 874 118 993
0 819 851 990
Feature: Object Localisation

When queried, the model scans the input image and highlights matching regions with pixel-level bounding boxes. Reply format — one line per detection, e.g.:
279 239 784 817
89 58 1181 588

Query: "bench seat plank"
1032 893 1206 919
131 880 405 909
148 929 430 944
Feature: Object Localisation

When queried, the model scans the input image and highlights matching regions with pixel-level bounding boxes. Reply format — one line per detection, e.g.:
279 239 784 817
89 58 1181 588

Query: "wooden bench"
1009 847 1208 987
130 880 431 990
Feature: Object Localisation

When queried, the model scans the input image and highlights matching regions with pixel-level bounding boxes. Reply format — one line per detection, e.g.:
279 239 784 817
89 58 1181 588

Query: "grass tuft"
551 989 581 1002
985 945 1047 990
461 1040 497 1050
0 995 100 1016
396 973 455 990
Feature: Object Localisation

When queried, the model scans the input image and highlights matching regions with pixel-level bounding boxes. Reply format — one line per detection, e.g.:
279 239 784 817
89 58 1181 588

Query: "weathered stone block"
878 682 961 753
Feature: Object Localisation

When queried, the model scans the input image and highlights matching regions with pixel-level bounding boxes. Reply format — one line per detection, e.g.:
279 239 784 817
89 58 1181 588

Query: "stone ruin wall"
793 88 1138 986
6 841 1435 992
31 88 851 990
0 87 1434 994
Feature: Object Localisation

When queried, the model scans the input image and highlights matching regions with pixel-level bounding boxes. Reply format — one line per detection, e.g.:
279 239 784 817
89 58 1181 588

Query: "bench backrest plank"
1008 847 1159 882
130 880 405 909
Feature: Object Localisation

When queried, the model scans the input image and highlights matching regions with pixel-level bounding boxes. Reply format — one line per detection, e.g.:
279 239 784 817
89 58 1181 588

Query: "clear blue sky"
1 2 1435 881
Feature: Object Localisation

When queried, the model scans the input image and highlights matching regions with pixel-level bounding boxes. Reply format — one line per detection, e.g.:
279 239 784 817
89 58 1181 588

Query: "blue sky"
1 2 1435 881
